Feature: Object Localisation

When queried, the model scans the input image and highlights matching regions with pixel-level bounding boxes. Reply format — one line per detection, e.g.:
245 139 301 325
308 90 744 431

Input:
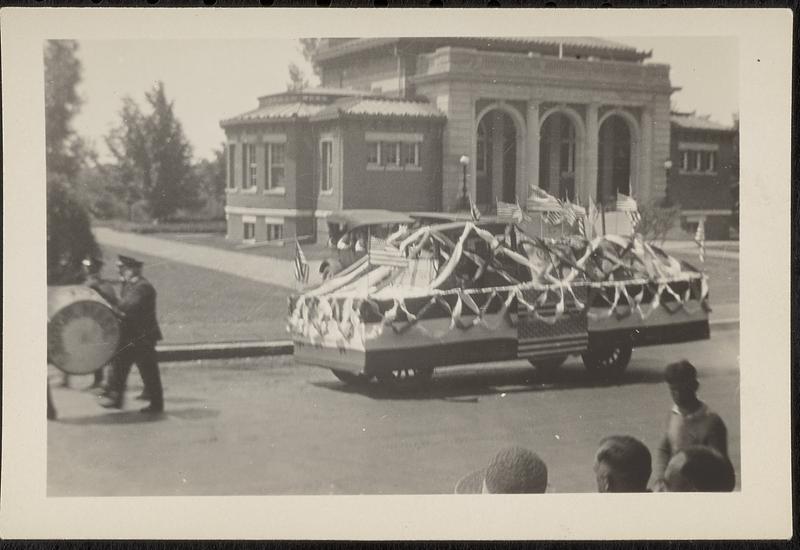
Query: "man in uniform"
652 360 728 491
82 255 119 390
100 255 164 414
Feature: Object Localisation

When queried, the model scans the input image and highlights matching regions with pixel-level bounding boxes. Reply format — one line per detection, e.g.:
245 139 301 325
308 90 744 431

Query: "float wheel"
375 366 434 388
581 343 633 377
331 370 373 386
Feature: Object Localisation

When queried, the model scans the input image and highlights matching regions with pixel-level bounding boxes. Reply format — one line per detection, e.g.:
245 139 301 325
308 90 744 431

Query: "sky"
72 37 738 163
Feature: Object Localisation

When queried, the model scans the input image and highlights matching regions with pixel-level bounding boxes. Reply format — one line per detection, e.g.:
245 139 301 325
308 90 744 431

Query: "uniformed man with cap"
100 255 164 413
82 255 119 390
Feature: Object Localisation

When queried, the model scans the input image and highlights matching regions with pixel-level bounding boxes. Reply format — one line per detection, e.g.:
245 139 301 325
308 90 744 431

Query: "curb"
157 319 739 363
157 340 293 362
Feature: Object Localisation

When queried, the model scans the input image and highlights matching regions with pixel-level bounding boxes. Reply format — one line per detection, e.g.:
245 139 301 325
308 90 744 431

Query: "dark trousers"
108 342 163 407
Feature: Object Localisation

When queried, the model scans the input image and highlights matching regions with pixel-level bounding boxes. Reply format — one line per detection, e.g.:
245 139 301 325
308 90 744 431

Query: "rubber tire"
581 343 633 378
528 355 568 375
375 366 434 389
331 370 373 386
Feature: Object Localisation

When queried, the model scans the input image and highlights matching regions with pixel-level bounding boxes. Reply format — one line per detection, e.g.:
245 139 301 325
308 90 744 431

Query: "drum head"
48 299 120 375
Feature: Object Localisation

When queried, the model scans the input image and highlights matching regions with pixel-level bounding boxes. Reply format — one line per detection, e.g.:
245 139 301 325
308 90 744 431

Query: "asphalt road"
48 327 739 496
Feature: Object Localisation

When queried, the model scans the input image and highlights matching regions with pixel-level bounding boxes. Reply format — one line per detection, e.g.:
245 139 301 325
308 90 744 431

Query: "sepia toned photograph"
1 7 792 540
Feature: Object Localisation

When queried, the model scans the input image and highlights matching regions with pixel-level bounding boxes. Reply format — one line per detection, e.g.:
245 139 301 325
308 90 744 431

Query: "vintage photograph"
45 34 741 497
1 7 792 541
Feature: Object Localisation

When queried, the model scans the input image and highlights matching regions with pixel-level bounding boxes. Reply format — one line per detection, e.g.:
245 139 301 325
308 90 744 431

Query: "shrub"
637 199 682 244
47 176 100 285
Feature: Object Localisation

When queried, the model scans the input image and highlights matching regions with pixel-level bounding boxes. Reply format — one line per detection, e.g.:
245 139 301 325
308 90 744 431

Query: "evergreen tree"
287 62 309 92
299 38 321 77
106 81 199 221
194 145 227 218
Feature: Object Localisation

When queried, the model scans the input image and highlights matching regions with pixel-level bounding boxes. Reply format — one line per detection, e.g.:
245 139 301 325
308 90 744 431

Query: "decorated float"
288 202 710 387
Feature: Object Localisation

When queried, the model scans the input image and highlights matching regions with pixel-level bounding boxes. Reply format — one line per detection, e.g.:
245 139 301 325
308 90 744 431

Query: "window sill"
241 188 258 194
385 165 403 172
226 188 238 193
404 165 423 172
367 164 383 171
320 189 334 196
243 238 256 245
263 187 286 196
678 171 718 176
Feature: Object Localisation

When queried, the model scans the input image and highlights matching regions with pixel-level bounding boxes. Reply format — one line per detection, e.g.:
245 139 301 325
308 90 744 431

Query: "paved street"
48 327 739 496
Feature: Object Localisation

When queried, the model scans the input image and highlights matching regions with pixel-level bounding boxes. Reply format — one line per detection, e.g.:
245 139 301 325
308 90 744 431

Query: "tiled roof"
314 37 645 63
256 86 380 103
312 97 445 120
220 101 328 126
671 113 734 132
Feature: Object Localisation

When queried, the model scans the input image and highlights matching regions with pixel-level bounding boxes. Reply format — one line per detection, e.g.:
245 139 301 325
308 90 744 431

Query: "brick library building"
220 37 736 244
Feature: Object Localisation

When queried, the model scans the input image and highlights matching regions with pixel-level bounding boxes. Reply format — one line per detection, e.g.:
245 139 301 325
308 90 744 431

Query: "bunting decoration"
368 236 408 268
468 192 482 222
288 221 710 345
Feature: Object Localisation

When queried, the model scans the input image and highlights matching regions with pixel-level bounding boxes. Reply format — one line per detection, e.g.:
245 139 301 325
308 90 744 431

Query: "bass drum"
47 285 120 375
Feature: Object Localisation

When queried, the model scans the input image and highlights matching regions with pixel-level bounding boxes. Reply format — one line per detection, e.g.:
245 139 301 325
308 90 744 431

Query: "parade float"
288 201 710 388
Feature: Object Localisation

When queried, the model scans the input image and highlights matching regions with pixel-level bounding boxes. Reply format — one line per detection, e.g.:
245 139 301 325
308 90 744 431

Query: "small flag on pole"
694 220 706 265
559 199 577 226
615 192 639 212
294 240 309 284
468 193 481 222
496 199 524 222
369 236 408 268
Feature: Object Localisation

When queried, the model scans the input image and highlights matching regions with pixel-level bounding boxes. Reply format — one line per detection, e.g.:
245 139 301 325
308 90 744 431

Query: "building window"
679 147 718 175
320 140 333 192
267 143 285 189
681 150 690 172
266 224 284 241
243 222 256 241
248 144 258 188
381 142 400 167
227 144 236 189
401 142 420 167
367 142 380 165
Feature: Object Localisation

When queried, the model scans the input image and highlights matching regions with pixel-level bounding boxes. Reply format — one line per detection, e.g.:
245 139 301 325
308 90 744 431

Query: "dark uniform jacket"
117 276 163 345
88 279 119 307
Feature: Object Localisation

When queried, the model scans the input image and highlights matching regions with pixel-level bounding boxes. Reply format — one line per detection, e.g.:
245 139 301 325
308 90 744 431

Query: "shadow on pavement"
56 407 220 425
311 364 668 401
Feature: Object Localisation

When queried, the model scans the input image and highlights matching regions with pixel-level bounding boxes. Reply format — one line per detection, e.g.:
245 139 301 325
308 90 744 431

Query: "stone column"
584 102 600 205
525 100 540 209
639 107 653 203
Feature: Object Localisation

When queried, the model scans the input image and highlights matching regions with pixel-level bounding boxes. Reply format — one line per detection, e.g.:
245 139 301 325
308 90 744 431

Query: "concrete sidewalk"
659 240 739 261
95 227 321 289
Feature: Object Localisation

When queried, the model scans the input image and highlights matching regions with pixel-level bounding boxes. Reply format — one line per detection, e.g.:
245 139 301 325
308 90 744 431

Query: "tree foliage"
287 62 309 92
106 81 199 221
637 199 682 245
47 175 100 285
194 144 227 217
299 38 321 77
45 40 93 182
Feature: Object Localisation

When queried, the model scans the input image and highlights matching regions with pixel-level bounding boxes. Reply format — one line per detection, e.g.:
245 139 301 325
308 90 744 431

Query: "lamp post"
457 155 470 211
663 159 673 206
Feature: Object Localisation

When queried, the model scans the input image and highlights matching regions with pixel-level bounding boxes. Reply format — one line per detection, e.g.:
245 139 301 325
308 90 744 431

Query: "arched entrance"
597 112 638 205
539 111 581 201
475 108 520 208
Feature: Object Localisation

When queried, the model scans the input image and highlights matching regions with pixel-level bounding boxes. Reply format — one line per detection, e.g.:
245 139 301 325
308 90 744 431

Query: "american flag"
559 199 577 226
294 240 309 284
468 193 482 222
694 220 706 264
369 236 408 268
496 199 524 222
627 210 642 230
529 187 561 210
545 210 563 225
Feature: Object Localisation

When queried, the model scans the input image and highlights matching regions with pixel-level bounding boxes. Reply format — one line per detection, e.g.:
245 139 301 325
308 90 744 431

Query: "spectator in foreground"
652 360 728 491
455 446 548 494
663 445 736 492
594 435 652 493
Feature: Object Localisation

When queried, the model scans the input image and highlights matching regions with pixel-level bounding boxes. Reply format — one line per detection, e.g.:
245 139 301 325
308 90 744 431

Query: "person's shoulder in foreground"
664 445 736 492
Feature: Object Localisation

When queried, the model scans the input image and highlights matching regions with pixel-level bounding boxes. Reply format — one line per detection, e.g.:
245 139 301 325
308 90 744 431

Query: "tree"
287 62 309 92
47 175 100 285
299 38 321 77
194 145 227 218
106 81 199 221
45 40 92 182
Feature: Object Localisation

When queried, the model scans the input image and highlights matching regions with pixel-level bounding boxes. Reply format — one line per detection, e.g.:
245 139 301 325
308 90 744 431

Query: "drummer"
101 255 164 414
82 255 119 391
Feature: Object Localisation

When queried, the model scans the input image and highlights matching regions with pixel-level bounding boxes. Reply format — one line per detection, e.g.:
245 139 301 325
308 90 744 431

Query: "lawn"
152 232 333 262
98 244 292 344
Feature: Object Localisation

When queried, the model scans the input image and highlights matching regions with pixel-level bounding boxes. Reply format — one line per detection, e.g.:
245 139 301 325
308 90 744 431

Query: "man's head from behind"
665 360 700 409
482 446 548 494
594 435 652 493
664 446 735 492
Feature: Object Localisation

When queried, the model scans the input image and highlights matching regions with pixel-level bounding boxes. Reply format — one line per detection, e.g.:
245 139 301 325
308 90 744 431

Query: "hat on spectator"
117 255 143 269
455 446 548 494
664 360 698 386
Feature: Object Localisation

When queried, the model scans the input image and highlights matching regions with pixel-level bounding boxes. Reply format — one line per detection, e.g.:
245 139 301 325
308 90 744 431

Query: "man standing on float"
100 255 164 414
